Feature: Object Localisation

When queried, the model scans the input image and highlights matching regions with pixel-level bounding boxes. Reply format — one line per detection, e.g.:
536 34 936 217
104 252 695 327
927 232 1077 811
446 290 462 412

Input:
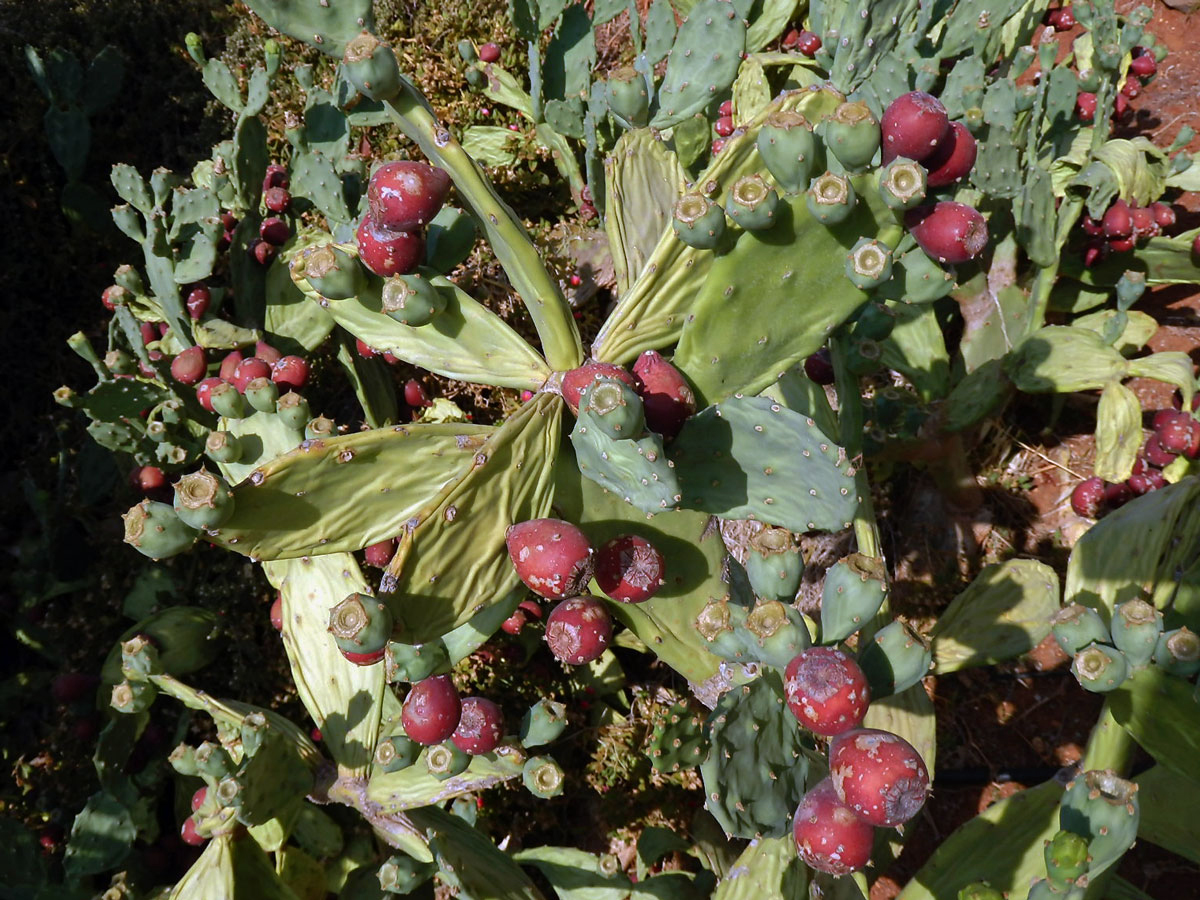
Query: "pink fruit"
1142 435 1177 468
714 116 734 137
367 160 452 232
783 647 871 736
190 787 207 812
185 284 210 319
263 186 291 214
101 285 123 311
519 599 543 619
478 42 501 63
364 538 396 568
1076 92 1096 121
232 357 272 393
545 595 613 664
170 346 207 385
501 609 528 635
1070 476 1106 518
595 534 665 603
130 465 166 494
140 321 158 347
506 518 594 600
1114 92 1130 118
404 378 431 408
270 594 283 631
796 30 822 58
922 121 977 187
451 697 505 754
401 674 462 744
259 217 291 246
880 91 951 164
219 350 244 383
829 727 930 827
781 29 800 49
196 377 223 413
356 339 379 359
263 163 290 191
355 215 424 277
271 355 309 391
711 138 727 155
719 100 733 116
904 202 989 264
792 777 875 874
560 362 638 415
254 341 282 365
632 350 696 438
180 817 206 846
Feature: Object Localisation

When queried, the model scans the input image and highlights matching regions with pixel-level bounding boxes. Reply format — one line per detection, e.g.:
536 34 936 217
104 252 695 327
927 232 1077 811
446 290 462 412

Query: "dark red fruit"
185 284 211 320
1192 233 1200 257
784 647 871 736
904 202 989 264
311 727 323 743
404 378 431 408
180 818 206 846
451 697 505 754
1131 206 1158 240
710 138 727 155
1054 6 1076 29
719 100 733 116
519 599 543 619
250 238 276 266
561 362 638 415
595 534 665 603
1082 241 1105 268
264 186 291 214
1104 481 1133 509
1121 78 1140 99
792 777 875 875
1150 201 1176 229
506 518 595 600
545 595 613 665
356 339 379 359
1130 50 1157 78
796 30 822 58
355 215 424 277
1114 92 1130 118
1070 476 1106 518
478 42 501 63
632 350 697 438
781 28 800 49
232 357 272 393
1076 92 1096 121
254 341 282 365
270 594 284 631
1128 468 1166 495
221 211 239 230
170 346 207 385
880 91 951 164
367 160 452 232
196 377 223 413
401 674 462 745
922 121 977 187
263 163 289 191
52 673 100 704
267 356 305 393
714 116 734 137
191 787 207 812
1154 409 1200 457
260 217 291 246
805 348 835 385
1107 236 1135 253
72 714 100 741
364 538 396 568
1142 435 1177 468
141 321 158 347
829 727 930 827
1081 216 1103 236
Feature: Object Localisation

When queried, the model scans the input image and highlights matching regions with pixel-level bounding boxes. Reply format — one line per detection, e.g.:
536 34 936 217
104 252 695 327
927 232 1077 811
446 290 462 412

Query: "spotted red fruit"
506 518 594 600
180 817 206 846
1153 409 1200 457
805 348 835 385
170 346 207 385
404 378 431 408
1104 481 1133 509
829 727 930 827
1076 92 1097 121
185 284 210 319
260 217 291 246
196 376 223 412
545 595 613 665
1113 92 1130 118
711 138 726 155
796 30 822 57
1103 199 1133 239
264 186 291 214
401 674 462 745
272 355 309 391
356 339 379 359
1108 236 1134 253
501 608 528 635
1056 6 1076 28
792 777 875 875
368 161 452 232
1130 51 1156 78
101 285 124 311
595 534 665 603
904 202 989 264
719 100 733 116
784 647 871 736
1142 435 1177 468
922 121 977 187
1070 476 1106 518
632 350 696 438
1130 206 1158 240
250 238 276 265
263 163 289 191
1121 78 1140 99
1150 201 1175 229
232 357 272 393
364 538 396 568
190 787 207 812
560 362 638 414
478 42 501 63
355 215 424 277
1128 468 1166 495
270 594 284 631
880 91 951 164
714 116 734 137
451 697 505 754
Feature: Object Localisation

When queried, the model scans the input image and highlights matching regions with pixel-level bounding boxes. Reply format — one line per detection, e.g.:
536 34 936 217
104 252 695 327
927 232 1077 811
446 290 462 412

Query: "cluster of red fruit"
192 341 310 412
1076 46 1159 124
355 159 450 278
1079 197 1177 267
784 647 930 874
781 28 822 58
1071 404 1200 519
243 163 295 266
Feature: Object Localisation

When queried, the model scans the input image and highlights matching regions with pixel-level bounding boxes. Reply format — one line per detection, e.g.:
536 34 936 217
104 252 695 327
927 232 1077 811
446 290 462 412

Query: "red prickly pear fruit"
185 284 210 320
140 321 158 347
904 201 989 264
272 355 309 392
1070 476 1107 518
259 217 291 246
796 30 822 57
364 538 396 568
355 339 379 359
1044 7 1062 26
1104 480 1133 509
355 215 424 277
101 285 124 311
250 238 277 266
714 116 734 137
880 92 951 164
829 727 930 826
545 595 613 664
383 351 401 365
501 609 528 635
401 674 462 744
805 348 835 385
170 346 207 385
1192 233 1200 257
254 341 282 365
1130 50 1156 78
1142 435 1177 468
270 593 284 631
232 357 272 393
711 137 727 155
519 599 543 619
52 672 100 704
1128 468 1166 494
478 42 501 63
130 465 167 494
781 28 800 49
190 787 207 812
1150 201 1176 229
367 160 452 232
404 378 431 408
1082 241 1105 268
506 518 595 600
561 362 638 415
263 186 291 214
263 163 289 191
311 727 322 743
1121 78 1139 99
1081 216 1103 236
595 534 665 603
784 647 871 736
922 121 977 187
219 350 244 383
221 211 239 230
719 99 733 116
451 697 505 754
1113 92 1130 118
1153 409 1200 458
1130 206 1158 239
632 350 696 438
1076 92 1097 121
196 376 223 412
1108 236 1134 253
792 777 875 874
180 817 206 846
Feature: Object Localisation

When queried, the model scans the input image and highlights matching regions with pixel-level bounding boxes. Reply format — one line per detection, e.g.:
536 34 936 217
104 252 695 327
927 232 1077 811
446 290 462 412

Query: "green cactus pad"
700 670 813 839
858 619 932 698
570 404 681 515
646 701 709 774
651 0 746 130
367 743 526 813
240 0 374 58
897 247 956 304
670 394 859 533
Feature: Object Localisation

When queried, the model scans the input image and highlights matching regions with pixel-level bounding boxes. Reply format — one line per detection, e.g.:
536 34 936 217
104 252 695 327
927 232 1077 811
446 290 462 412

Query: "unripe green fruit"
672 193 726 249
824 101 880 171
579 377 645 439
1153 627 1200 677
1052 604 1111 656
111 679 157 714
1109 598 1163 667
342 32 402 101
745 526 803 601
757 110 816 194
205 430 242 464
1071 642 1128 692
879 157 928 211
173 468 236 531
845 239 893 290
858 619 931 697
329 593 394 665
209 382 246 419
123 499 198 559
244 376 279 413
523 755 565 798
519 699 568 748
425 742 470 780
725 174 780 231
381 273 445 327
276 392 311 433
806 172 856 224
375 734 422 773
605 66 649 128
299 245 366 300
